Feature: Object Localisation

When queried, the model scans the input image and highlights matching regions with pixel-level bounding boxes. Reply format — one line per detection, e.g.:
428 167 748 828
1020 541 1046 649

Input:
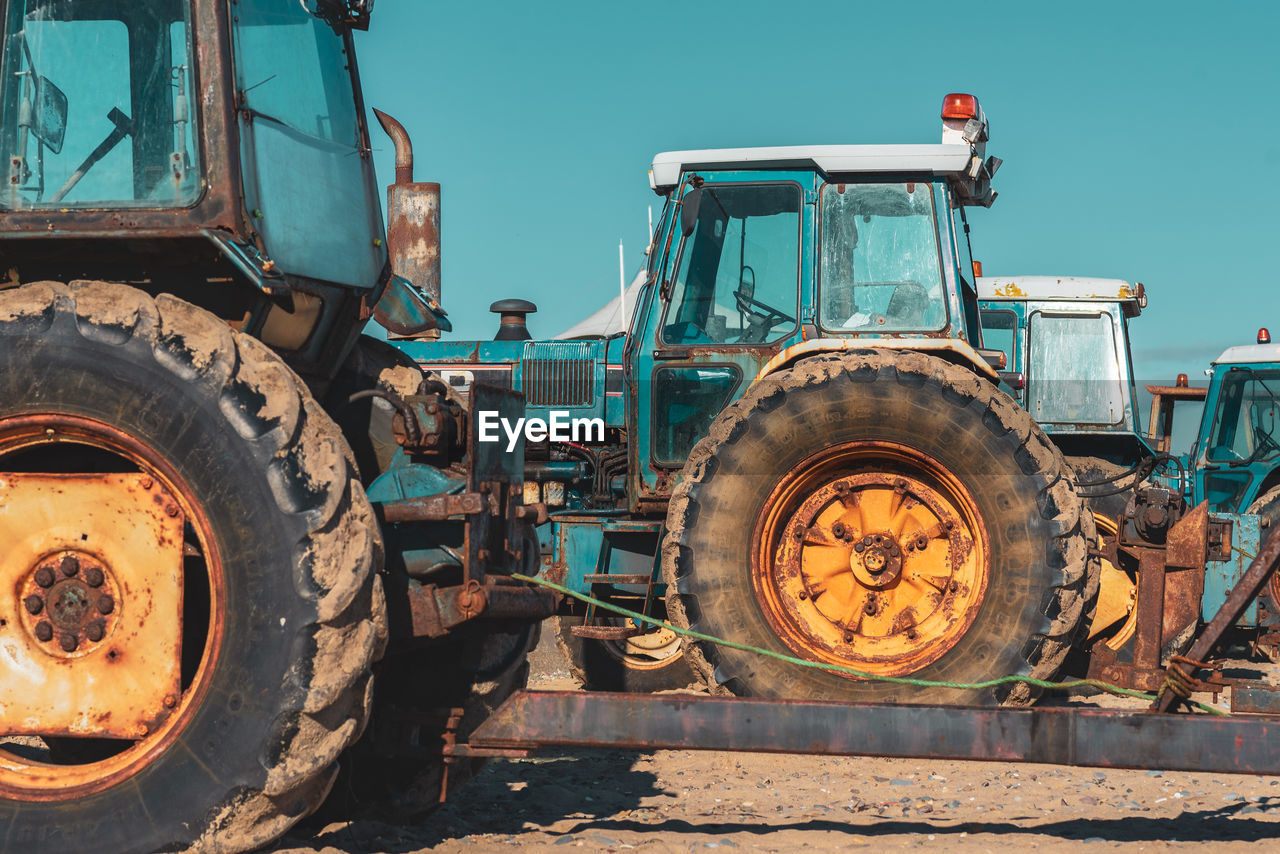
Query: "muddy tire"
0 282 382 854
554 613 695 693
1247 486 1280 531
662 351 1095 706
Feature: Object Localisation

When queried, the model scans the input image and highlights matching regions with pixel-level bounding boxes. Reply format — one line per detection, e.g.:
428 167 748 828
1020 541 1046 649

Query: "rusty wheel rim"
0 414 224 801
752 441 990 678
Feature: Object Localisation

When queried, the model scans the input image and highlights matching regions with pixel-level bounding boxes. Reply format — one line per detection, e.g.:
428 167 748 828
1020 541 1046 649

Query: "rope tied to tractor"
513 573 1228 716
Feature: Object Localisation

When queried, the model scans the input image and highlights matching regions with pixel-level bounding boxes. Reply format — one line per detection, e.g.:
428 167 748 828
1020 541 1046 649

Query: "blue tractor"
401 94 1102 704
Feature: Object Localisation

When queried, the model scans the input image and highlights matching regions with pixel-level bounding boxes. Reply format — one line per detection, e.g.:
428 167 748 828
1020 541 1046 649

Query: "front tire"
662 352 1095 705
0 282 381 854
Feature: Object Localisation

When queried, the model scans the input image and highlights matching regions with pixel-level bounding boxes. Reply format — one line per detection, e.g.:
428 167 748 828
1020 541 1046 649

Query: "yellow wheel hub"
753 442 990 677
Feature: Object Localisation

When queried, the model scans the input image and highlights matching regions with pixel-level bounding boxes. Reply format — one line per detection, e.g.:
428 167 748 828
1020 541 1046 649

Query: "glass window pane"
1208 370 1280 463
233 2 358 146
819 182 947 332
652 366 739 464
662 184 800 346
1 1 202 209
1026 313 1124 425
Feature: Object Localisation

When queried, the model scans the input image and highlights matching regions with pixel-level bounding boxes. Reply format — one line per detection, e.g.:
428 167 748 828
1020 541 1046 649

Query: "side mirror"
31 76 67 154
680 188 702 237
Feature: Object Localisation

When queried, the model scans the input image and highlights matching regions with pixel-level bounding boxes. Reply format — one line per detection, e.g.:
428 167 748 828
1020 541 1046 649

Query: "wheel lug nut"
862 536 872 545
854 541 865 553
85 619 106 643
797 590 808 600
34 567 55 588
60 634 79 653
59 555 80 577
831 522 847 538
34 621 53 642
97 594 115 615
84 567 104 587
843 631 855 643
865 601 877 615
23 595 44 615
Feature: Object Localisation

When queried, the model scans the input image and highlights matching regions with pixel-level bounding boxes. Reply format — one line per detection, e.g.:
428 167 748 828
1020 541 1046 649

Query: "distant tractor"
402 94 1100 703
978 283 1278 664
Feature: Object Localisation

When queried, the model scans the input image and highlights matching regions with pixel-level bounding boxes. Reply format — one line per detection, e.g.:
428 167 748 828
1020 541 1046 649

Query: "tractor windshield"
1207 368 1280 463
819 181 948 334
0 0 201 210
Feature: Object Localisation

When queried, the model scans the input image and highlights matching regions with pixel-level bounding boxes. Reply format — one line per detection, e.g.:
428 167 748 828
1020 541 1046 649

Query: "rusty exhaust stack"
374 108 441 308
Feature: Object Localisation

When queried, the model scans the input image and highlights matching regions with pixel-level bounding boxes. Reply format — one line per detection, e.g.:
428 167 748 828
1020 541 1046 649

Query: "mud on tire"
0 282 382 854
662 351 1096 706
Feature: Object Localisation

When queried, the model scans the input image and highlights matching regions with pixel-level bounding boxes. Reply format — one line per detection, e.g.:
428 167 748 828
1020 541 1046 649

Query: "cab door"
629 174 811 510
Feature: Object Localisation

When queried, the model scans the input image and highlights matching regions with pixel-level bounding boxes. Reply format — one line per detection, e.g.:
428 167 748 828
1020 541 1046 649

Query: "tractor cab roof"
649 144 995 206
1213 343 1280 366
976 276 1146 318
649 93 1000 207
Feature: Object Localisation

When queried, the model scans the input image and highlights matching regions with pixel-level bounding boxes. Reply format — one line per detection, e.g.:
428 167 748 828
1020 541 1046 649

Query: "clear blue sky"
355 0 1279 390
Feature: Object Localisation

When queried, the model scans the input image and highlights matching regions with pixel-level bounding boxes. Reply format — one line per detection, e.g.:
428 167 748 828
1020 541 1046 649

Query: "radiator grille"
521 342 596 407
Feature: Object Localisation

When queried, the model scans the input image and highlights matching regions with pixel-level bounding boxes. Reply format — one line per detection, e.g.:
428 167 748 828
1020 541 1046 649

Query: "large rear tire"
0 282 382 854
662 352 1095 705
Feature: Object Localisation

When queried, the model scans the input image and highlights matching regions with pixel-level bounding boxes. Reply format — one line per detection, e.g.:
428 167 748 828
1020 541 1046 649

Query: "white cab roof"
976 276 1141 303
1214 343 1280 366
649 144 975 190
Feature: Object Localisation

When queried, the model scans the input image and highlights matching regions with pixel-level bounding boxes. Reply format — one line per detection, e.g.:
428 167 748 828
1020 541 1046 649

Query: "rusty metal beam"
1156 525 1280 712
378 492 484 523
470 690 1280 776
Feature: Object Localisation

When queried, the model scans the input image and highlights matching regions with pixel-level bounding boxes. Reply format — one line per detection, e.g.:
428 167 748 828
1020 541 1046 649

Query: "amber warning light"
1259 328 1271 344
942 93 979 120
1176 374 1189 388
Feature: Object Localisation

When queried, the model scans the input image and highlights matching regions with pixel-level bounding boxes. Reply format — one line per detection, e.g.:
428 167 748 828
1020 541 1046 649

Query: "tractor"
400 93 1102 703
0 2 554 851
977 280 1275 679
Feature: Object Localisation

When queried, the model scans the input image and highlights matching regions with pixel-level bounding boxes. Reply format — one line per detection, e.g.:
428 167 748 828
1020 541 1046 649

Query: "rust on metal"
379 491 484 523
751 442 989 677
395 575 559 639
468 690 1280 776
570 624 644 640
374 109 442 305
0 473 184 739
1156 522 1280 711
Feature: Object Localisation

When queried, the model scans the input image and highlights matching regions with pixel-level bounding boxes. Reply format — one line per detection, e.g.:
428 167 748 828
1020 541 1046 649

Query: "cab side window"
662 184 800 346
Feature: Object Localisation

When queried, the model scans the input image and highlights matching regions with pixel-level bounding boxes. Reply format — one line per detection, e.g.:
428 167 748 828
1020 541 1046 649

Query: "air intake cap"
491 299 537 341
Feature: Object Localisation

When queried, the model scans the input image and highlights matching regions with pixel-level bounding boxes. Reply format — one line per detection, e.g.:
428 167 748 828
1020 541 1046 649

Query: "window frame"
816 178 951 336
657 179 804 350
1025 309 1126 427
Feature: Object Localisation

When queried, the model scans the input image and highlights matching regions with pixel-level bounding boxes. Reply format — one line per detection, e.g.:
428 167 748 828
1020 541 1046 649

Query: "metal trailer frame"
449 516 1280 781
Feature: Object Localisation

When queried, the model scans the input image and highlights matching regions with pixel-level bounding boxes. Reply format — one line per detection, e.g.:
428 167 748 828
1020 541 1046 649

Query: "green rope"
513 573 1228 717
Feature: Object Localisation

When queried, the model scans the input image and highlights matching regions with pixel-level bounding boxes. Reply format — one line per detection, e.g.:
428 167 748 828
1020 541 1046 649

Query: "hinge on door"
804 189 819 205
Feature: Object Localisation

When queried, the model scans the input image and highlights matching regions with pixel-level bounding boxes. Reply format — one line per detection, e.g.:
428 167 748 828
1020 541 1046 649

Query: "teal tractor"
977 281 1272 672
0 3 552 852
401 93 1103 703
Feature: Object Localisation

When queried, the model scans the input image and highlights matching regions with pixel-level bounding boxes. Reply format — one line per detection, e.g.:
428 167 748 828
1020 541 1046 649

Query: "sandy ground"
270 624 1280 853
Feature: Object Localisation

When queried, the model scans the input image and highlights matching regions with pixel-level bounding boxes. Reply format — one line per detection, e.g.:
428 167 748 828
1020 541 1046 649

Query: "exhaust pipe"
373 109 441 308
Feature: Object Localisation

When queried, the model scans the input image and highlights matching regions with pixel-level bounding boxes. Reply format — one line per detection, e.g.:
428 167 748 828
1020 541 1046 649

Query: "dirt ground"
270 623 1280 853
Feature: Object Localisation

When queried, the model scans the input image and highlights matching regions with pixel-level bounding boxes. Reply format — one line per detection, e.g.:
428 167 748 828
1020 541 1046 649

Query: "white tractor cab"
977 276 1154 467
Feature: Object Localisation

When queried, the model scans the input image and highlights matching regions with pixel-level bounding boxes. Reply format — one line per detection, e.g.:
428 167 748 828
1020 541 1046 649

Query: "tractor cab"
629 94 1004 505
976 276 1153 465
1187 333 1280 515
0 0 385 376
